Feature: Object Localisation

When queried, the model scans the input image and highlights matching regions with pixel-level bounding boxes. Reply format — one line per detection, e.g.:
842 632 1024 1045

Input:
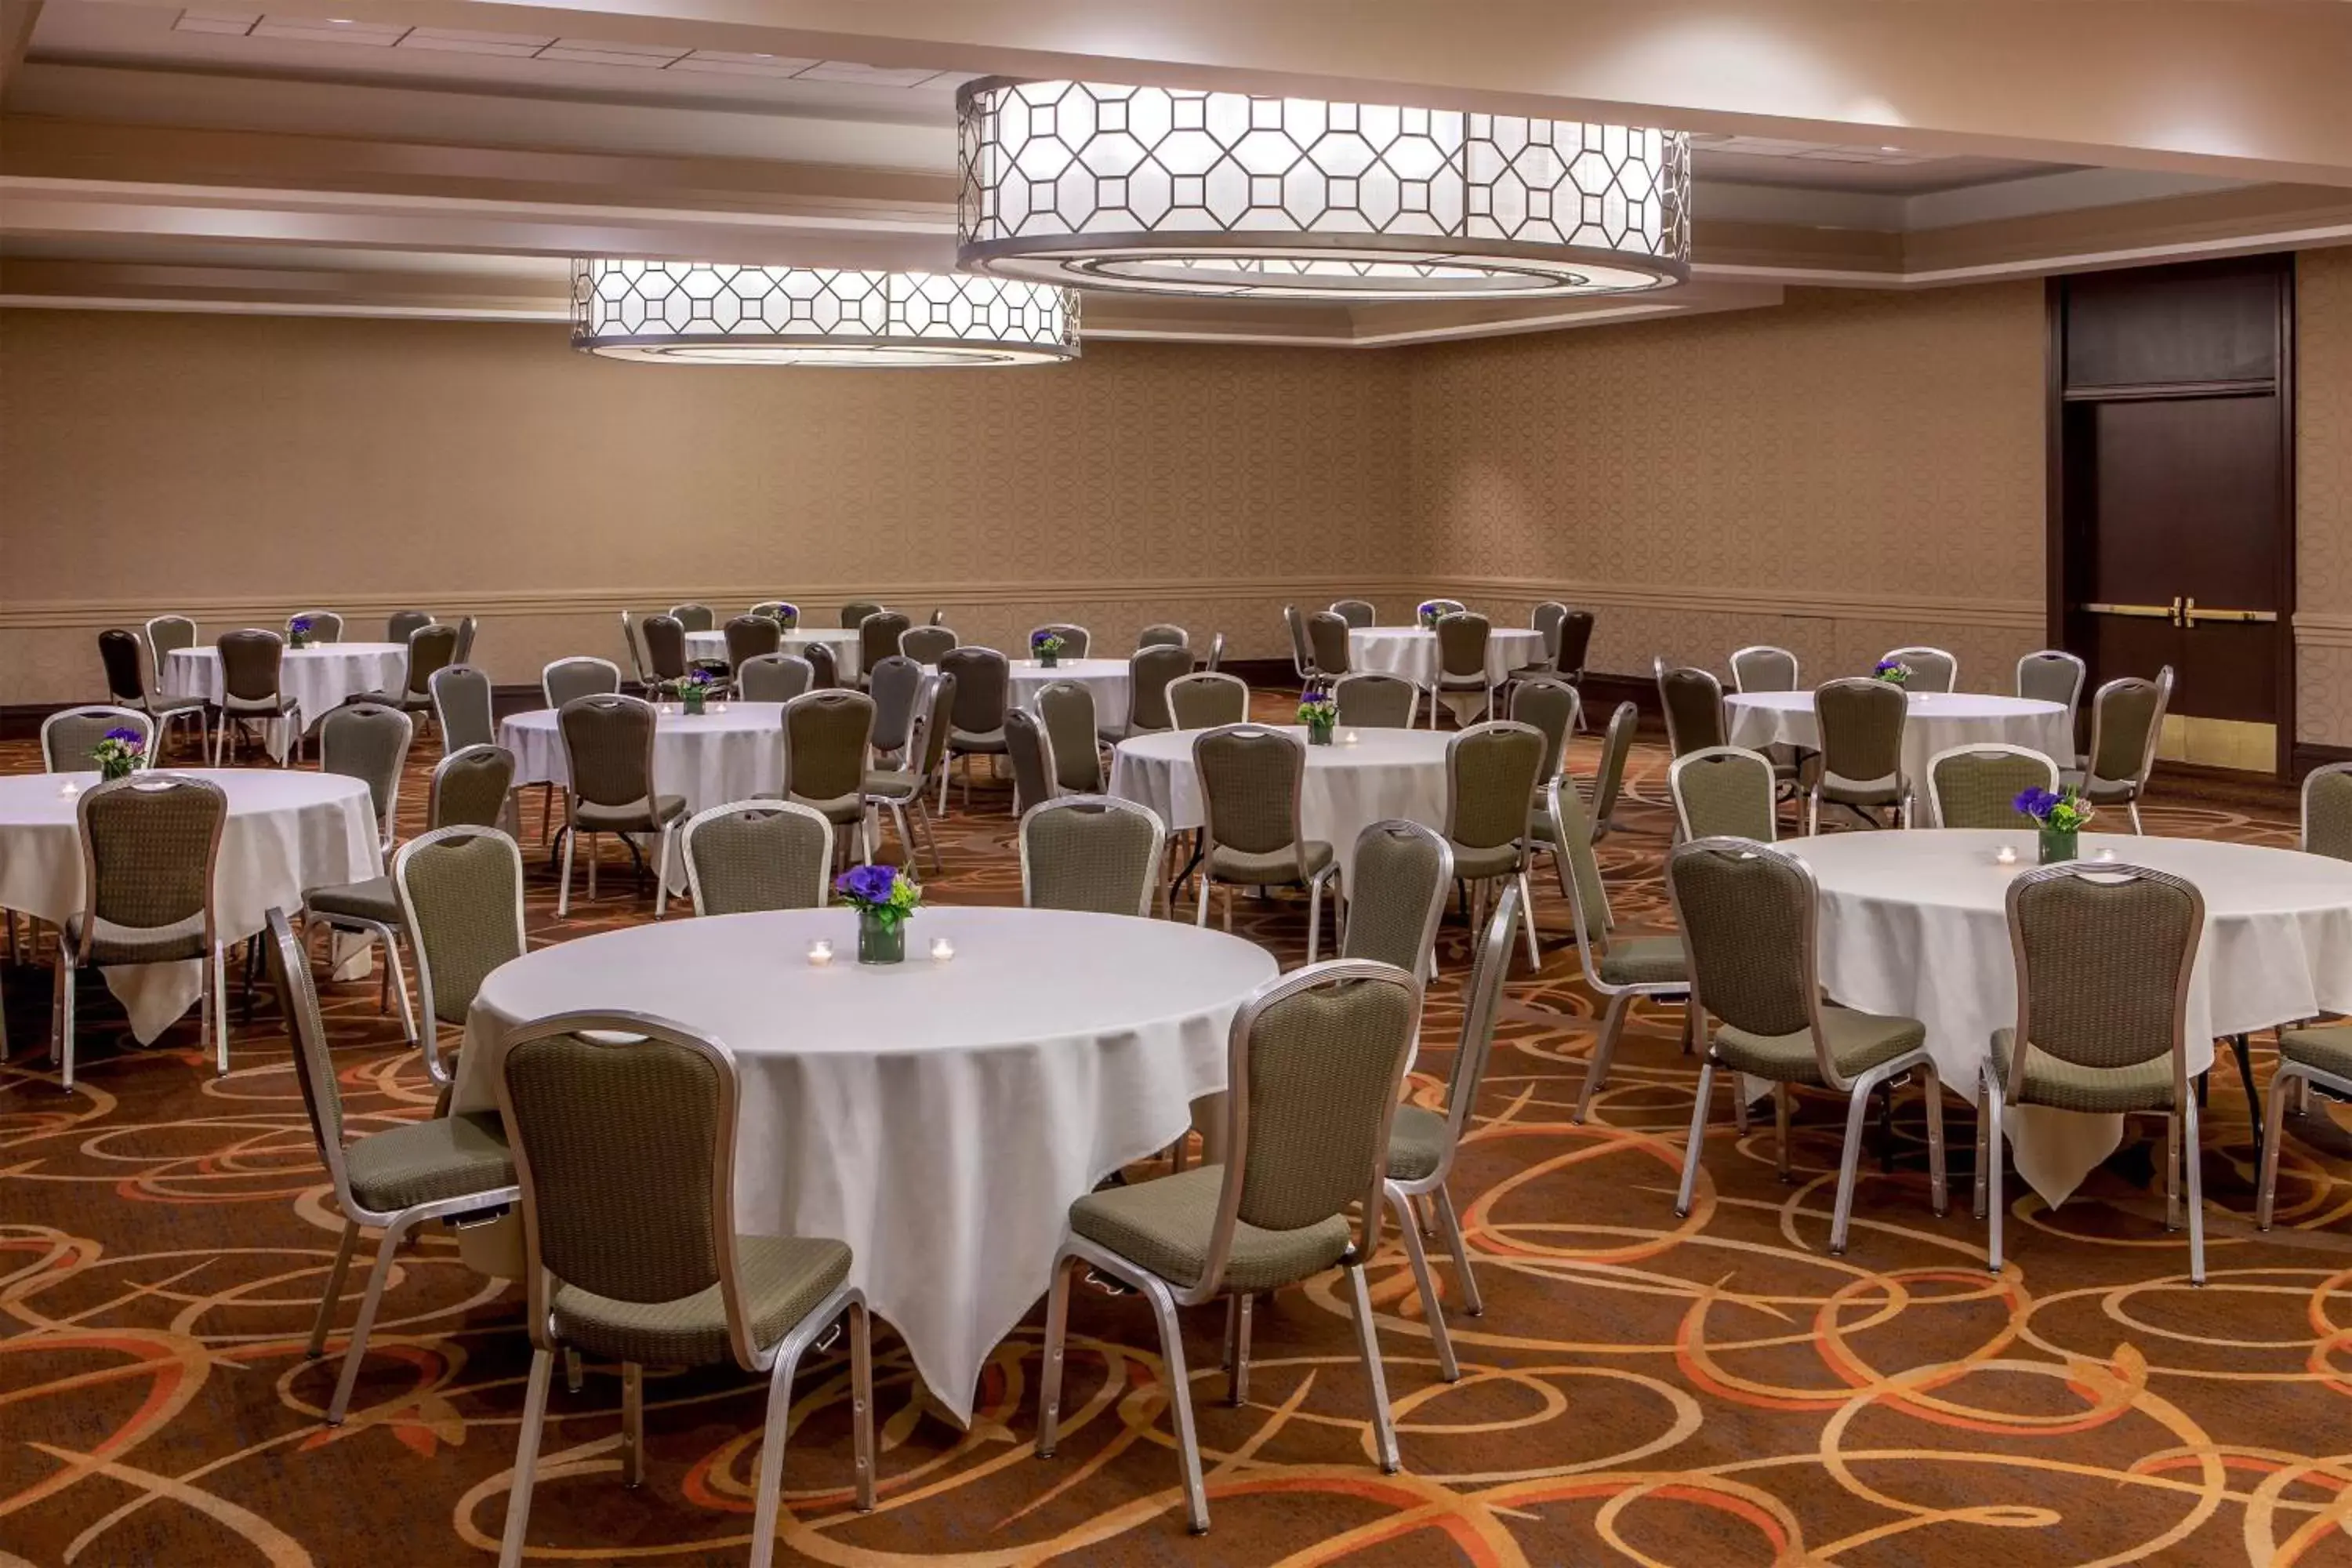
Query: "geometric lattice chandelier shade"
570 260 1080 365
956 80 1690 301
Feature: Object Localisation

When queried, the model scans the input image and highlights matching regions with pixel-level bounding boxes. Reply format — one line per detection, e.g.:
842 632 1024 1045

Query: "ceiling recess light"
955 79 1689 300
570 260 1080 365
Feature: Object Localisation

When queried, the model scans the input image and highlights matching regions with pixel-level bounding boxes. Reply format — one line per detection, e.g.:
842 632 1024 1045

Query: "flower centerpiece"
1031 629 1066 669
673 669 721 715
1417 601 1441 630
91 727 145 782
1298 683 1338 746
761 604 799 630
1872 658 1911 686
836 863 920 964
2015 785 2096 864
288 615 314 650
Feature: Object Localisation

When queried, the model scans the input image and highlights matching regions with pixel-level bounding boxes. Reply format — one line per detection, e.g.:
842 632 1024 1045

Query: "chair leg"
497 1346 555 1568
1307 872 1326 964
2183 1094 2206 1286
307 1218 361 1358
1432 1182 1483 1316
212 942 230 1076
1221 1292 1255 1405
1388 1188 1459 1381
564 1346 583 1393
1973 1076 1991 1221
52 956 75 1091
747 1336 806 1568
2228 1034 2263 1177
2258 1064 2301 1229
1805 788 1820 837
1573 993 1630 1123
848 1295 877 1510
1922 1068 1949 1217
1341 1260 1402 1474
621 1361 644 1487
2164 1108 2182 1231
382 933 418 1047
915 797 944 876
1034 1250 1077 1458
1195 873 1213 927
1984 1077 2006 1272
1829 1077 1876 1254
326 1218 408 1424
653 824 673 919
1517 869 1541 969
1142 1276 1210 1533
1774 1083 1794 1181
557 823 577 917
1675 1061 1716 1217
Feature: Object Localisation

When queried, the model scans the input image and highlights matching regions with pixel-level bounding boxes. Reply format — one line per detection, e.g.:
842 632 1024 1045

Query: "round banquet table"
1726 691 2071 821
1784 829 2352 1207
685 627 863 679
453 905 1278 1425
163 642 411 762
1109 724 1451 884
1007 657 1131 732
1347 625 1547 721
0 768 380 1042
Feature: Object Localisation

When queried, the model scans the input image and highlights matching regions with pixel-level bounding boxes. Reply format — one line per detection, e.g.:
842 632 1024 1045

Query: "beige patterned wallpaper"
2297 246 2352 747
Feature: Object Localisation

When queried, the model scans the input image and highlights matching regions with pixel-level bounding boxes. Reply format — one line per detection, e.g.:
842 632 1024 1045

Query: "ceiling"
3 0 2347 346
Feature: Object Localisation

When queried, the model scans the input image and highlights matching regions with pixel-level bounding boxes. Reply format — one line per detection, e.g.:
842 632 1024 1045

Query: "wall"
2298 245 2352 750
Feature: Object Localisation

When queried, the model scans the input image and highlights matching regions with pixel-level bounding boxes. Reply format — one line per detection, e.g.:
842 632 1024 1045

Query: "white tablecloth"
1726 691 2070 821
686 628 864 679
1008 657 1132 733
0 769 380 1042
1785 829 2352 1205
1347 626 1547 722
499 702 786 891
455 905 1277 1423
163 643 411 761
1109 724 1452 884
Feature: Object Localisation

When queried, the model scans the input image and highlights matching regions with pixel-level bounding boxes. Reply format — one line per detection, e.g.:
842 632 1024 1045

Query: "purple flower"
2013 786 2052 819
103 728 143 745
290 615 313 633
835 864 898 904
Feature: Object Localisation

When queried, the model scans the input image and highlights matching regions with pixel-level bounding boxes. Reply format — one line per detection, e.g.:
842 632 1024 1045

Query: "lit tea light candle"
806 938 834 967
2092 847 2118 863
712 702 728 714
1341 731 1360 746
1994 844 2016 866
58 779 80 799
930 937 956 962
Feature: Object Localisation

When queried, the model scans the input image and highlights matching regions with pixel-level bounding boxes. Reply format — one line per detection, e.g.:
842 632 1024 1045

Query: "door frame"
2043 256 2298 779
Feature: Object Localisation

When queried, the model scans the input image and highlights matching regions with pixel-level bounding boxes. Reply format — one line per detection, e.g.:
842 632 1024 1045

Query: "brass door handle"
2082 601 2179 621
2180 599 2278 626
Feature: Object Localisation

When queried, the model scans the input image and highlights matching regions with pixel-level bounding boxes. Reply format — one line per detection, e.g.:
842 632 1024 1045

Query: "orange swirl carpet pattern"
6 720 2352 1567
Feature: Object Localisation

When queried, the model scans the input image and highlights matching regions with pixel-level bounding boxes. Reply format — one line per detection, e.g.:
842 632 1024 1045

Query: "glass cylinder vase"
682 690 706 716
858 911 906 965
2038 825 2078 865
1307 722 1334 746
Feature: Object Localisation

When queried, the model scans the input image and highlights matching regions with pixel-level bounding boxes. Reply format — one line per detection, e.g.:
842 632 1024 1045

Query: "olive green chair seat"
307 876 400 924
2258 1025 2352 1230
1209 838 1334 884
550 1235 851 1368
65 910 208 965
863 768 922 796
2281 1025 2352 1077
1383 1104 1450 1184
1450 841 1520 879
1716 1007 1926 1086
1069 1167 1352 1293
573 793 685 833
1987 1026 2177 1112
343 1109 516 1211
1599 935 1690 988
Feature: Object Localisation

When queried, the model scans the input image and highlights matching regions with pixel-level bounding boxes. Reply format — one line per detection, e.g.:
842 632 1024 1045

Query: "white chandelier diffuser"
570 260 1080 365
956 80 1689 301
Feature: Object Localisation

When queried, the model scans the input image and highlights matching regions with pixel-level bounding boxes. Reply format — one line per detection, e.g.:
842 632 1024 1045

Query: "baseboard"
2294 742 2352 779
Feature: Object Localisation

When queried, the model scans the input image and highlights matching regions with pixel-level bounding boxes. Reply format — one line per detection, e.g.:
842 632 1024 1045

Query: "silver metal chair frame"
1192 723 1343 961
1018 794 1168 917
1588 700 1639 842
865 674 950 874
1442 719 1545 968
1545 779 1692 1123
145 613 198 673
555 693 681 920
1206 631 1227 673
1923 742 2059 829
1432 612 1496 727
1668 745 1780 843
682 799 835 916
2016 648 2088 742
2079 666 2175 833
40 705 153 773
1166 670 1251 729
1881 645 1959 693
1980 861 2203 1279
1282 603 1319 685
1730 645 1800 693
1668 837 1949 1254
618 610 652 691
493 1010 875 1568
1034 960 1417 1534
392 826 528 1088
302 704 418 1047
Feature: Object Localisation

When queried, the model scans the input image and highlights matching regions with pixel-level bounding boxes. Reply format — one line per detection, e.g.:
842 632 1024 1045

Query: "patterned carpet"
7 710 2352 1568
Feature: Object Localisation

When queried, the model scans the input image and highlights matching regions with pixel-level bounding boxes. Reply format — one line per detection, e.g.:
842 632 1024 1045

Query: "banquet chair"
900 624 957 666
682 800 833 916
556 694 684 918
1341 819 1450 978
1306 612 1352 678
1168 671 1250 729
427 744 517 834
1330 599 1376 630
937 646 1011 809
2259 1025 2352 1229
1511 677 1581 794
1544 780 1691 1121
1809 677 1911 833
262 908 517 1428
804 641 841 691
858 612 913 682
1283 604 1320 686
454 615 479 666
431 665 495 753
543 658 621 710
2063 668 2174 833
214 628 303 764
1117 642 1194 742
867 672 953 873
1983 861 2203 1279
303 703 419 1044
1588 701 1640 842
1555 611 1595 689
288 610 344 643
392 622 460 737
386 610 434 645
619 610 660 692
1004 707 1058 817
781 689 877 865
724 614 782 674
736 654 814 704
1020 795 1166 916
866 655 924 764
1208 632 1230 672
1425 598 1468 618
1507 601 1569 684
1435 612 1496 727
1926 745 2059 829
146 613 198 671
492 1012 875 1568
1194 724 1342 960
1035 960 1419 1534
1730 646 1800 693
668 603 716 634
2305 760 2352 860
1443 720 1548 968
1882 646 1958 693
750 601 800 626
1669 746 1779 842
2017 649 2089 750
1029 622 1091 659
393 825 528 1090
1654 659 1726 759
1669 838 1947 1254
1036 680 1107 793
1138 622 1189 649
99 628 209 760
54 775 229 1088
840 598 884 629
927 606 948 626
641 615 690 688
1334 672 1418 729
1384 881 1519 1379
41 706 152 772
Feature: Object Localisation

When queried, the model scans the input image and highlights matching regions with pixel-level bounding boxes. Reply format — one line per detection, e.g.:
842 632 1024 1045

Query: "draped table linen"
1726 691 2071 822
163 642 411 761
1346 626 1548 722
0 768 380 1041
455 905 1277 1424
686 628 864 680
1784 829 2352 1206
1007 657 1132 734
